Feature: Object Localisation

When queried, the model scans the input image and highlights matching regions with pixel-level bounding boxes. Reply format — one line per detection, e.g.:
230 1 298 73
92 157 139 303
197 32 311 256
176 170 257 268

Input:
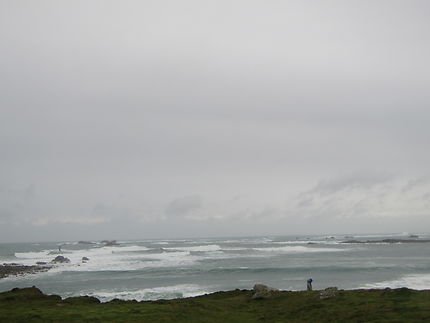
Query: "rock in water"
82 257 89 262
78 241 93 244
102 240 119 246
320 287 338 299
0 264 51 278
51 256 70 263
251 284 279 299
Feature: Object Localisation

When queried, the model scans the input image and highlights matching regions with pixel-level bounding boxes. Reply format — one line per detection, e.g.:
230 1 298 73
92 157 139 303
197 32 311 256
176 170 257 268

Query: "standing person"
307 278 313 291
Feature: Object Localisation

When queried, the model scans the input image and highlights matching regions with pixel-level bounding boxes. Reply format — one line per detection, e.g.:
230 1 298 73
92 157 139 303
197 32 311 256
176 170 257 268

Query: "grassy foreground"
1 286 430 322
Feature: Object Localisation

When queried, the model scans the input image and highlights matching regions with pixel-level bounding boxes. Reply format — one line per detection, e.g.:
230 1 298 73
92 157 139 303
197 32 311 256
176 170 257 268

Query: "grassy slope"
0 287 430 322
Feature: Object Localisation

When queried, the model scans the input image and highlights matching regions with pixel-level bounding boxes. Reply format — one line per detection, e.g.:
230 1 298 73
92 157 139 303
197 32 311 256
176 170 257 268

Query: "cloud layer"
1 1 430 241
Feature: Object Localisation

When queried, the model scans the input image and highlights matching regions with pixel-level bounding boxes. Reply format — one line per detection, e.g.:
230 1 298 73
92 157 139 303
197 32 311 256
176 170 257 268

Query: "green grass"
0 287 429 322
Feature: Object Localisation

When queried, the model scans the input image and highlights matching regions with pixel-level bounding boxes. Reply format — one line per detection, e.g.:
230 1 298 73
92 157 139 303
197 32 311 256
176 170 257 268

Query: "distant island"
342 239 430 244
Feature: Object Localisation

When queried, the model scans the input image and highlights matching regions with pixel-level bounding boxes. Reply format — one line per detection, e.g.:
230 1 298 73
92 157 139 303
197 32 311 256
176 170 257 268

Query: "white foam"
14 250 52 260
272 240 341 245
76 284 208 302
253 246 346 253
352 232 410 239
7 242 344 277
360 273 430 290
164 244 222 252
220 247 249 251
63 250 194 272
217 238 273 244
14 245 149 261
12 245 197 272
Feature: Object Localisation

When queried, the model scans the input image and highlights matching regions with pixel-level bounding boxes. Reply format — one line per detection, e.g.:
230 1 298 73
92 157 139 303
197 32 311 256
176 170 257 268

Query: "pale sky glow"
1 1 430 242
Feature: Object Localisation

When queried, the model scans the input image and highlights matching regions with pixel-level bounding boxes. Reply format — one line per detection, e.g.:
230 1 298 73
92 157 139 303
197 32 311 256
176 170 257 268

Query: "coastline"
1 286 430 322
2 235 430 303
0 263 52 279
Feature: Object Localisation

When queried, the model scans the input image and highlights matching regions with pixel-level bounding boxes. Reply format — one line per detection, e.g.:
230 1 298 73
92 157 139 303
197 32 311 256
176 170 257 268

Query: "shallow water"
1 233 429 302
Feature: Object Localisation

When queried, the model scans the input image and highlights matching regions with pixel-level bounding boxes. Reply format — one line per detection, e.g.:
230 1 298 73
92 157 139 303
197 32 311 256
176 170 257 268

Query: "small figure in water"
58 244 62 253
307 278 313 291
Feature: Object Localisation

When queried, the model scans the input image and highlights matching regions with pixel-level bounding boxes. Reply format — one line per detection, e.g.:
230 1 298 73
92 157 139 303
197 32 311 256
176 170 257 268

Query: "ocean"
1 233 429 302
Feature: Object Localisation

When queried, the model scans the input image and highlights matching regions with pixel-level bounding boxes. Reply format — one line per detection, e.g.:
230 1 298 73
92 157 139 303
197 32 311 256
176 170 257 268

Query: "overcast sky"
1 0 430 242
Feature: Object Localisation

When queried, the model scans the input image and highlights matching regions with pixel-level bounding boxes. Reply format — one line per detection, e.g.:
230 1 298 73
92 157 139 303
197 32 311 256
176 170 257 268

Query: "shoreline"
0 263 52 279
1 286 430 322
0 285 419 302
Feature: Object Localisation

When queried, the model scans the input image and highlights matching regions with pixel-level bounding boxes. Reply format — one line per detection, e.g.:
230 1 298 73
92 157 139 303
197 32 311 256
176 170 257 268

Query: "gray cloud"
1 1 430 241
290 175 430 222
165 196 203 218
310 173 394 195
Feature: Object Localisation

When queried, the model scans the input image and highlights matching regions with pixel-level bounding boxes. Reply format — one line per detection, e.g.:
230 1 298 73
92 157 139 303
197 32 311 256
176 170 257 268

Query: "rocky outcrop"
251 284 279 299
102 240 119 246
51 256 70 263
320 287 338 299
0 264 51 279
5 287 61 302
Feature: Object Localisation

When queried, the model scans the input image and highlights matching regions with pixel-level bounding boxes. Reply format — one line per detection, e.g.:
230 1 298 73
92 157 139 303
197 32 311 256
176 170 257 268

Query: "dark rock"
342 240 364 243
1 264 51 279
251 284 279 299
36 262 47 265
78 241 93 244
51 256 70 263
102 240 119 246
2 287 58 302
343 239 430 244
82 257 89 262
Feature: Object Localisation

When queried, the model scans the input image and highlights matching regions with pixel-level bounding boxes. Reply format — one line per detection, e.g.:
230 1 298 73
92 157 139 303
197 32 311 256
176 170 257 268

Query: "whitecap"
75 284 208 302
12 245 189 272
164 244 222 252
360 273 430 290
253 246 347 253
272 240 341 245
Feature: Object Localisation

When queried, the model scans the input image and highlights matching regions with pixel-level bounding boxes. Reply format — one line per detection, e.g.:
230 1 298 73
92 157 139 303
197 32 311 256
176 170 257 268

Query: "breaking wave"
252 246 347 253
74 284 209 302
164 244 223 252
360 273 430 290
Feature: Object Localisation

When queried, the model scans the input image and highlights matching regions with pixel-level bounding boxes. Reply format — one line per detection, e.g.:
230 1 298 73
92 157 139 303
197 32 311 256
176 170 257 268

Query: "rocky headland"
0 263 52 279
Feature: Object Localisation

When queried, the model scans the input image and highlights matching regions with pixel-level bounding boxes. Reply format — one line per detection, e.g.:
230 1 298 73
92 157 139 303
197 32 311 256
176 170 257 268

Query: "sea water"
0 233 429 302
